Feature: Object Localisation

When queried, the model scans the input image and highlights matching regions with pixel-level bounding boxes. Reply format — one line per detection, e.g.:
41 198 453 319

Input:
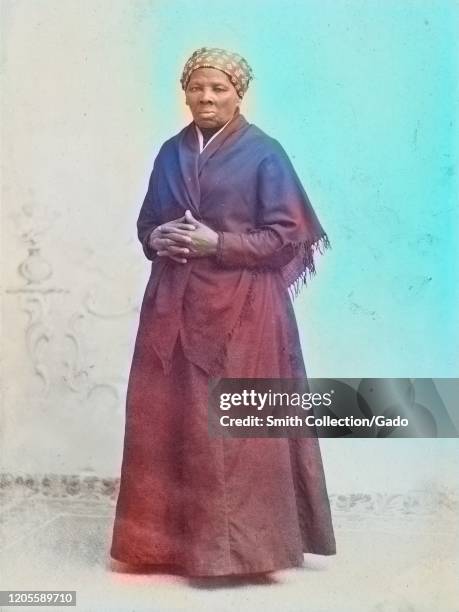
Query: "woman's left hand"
182 210 219 258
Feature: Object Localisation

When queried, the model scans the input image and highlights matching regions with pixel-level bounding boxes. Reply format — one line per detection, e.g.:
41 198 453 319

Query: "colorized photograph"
1 1 458 611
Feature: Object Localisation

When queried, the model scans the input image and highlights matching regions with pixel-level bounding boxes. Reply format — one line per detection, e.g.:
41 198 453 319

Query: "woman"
110 46 336 577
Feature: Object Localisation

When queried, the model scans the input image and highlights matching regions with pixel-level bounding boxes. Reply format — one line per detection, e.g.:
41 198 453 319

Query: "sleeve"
214 150 302 270
137 159 161 261
215 229 296 269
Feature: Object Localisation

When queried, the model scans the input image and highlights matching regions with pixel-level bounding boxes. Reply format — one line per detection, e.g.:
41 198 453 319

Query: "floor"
0 489 458 612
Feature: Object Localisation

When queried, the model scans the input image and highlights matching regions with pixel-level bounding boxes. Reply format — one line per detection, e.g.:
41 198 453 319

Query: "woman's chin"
194 116 221 128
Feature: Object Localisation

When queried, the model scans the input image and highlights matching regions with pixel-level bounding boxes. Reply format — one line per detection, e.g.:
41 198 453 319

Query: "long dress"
110 111 336 576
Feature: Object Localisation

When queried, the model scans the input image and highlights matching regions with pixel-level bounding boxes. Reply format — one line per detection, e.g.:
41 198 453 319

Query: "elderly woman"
110 47 336 578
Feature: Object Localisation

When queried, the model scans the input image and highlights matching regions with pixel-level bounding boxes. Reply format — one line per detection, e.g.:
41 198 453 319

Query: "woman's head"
181 47 253 128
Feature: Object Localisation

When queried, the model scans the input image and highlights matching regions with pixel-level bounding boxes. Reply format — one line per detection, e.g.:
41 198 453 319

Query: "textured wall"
1 1 458 489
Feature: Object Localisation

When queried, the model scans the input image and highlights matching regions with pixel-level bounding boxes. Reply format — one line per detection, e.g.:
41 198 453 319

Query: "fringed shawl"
136 111 331 375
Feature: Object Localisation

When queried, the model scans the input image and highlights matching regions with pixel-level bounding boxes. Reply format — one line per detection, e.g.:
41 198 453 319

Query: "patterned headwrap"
180 47 254 99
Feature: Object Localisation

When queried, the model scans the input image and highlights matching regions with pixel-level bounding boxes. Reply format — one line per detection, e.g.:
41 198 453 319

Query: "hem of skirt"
110 550 309 577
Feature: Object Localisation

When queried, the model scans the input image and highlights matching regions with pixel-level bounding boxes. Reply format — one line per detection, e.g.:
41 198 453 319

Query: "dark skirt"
110 271 336 576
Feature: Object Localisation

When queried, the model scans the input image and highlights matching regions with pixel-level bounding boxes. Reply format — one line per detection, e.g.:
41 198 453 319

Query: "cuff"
141 228 158 261
215 231 225 265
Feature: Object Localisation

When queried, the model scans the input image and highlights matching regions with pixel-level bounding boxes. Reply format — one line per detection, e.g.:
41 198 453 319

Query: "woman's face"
185 67 240 128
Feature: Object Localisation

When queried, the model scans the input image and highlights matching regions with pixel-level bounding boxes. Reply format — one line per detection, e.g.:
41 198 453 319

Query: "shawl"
136 111 331 375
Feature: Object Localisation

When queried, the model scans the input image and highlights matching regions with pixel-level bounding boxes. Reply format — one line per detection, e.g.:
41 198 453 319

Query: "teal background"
136 0 459 378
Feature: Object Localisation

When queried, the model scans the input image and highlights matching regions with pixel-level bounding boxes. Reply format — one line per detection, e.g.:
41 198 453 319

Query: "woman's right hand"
148 214 197 264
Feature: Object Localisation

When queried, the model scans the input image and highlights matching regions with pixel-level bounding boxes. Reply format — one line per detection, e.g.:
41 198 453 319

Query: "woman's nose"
199 89 215 104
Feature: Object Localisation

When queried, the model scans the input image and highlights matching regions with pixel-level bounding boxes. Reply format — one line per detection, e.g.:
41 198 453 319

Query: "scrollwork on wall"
6 204 132 402
22 294 53 394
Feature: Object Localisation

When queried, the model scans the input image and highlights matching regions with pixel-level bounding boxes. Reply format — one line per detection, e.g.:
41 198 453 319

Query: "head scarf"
180 47 254 99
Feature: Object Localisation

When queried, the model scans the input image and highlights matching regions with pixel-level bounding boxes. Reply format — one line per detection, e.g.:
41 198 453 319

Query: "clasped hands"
148 209 219 264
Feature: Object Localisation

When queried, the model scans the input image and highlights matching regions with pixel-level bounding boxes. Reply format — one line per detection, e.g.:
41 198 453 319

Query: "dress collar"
194 118 232 153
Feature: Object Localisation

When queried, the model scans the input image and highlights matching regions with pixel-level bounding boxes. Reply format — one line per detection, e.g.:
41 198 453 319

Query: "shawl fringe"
285 233 331 302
